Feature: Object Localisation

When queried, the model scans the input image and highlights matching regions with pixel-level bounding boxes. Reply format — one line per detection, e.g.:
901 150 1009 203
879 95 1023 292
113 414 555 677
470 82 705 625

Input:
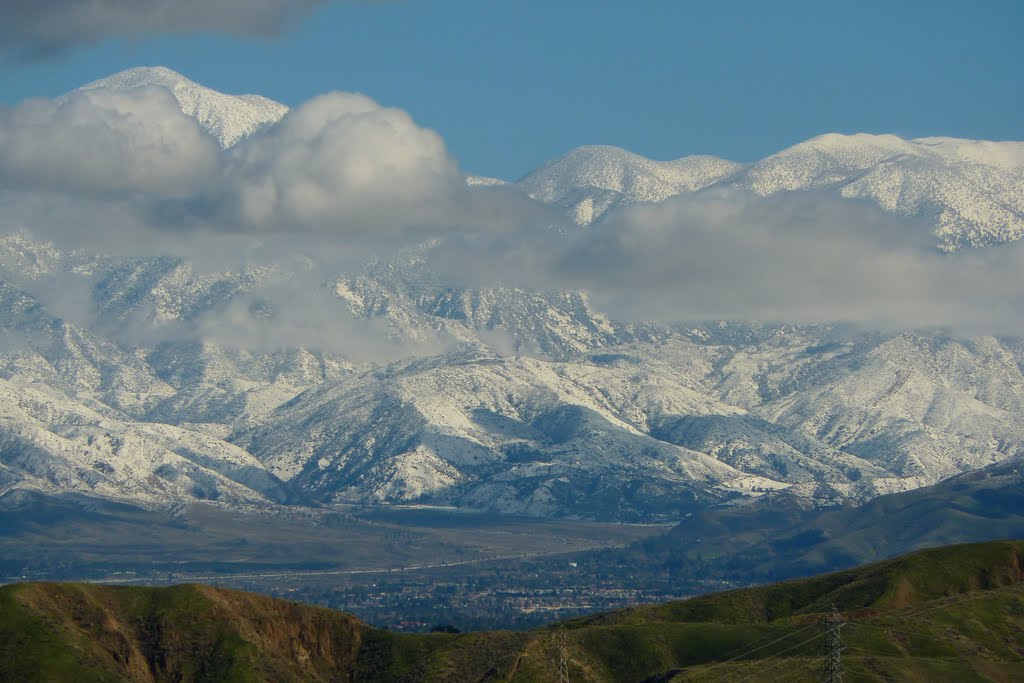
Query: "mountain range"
517 133 1024 252
1 67 1023 521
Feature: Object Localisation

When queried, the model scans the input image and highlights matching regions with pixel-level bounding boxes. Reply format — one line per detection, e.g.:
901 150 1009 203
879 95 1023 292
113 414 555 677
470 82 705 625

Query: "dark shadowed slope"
601 454 1024 589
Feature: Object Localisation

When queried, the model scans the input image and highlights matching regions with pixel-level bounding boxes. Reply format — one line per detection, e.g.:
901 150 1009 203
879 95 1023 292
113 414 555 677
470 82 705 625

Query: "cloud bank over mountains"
430 191 1024 334
1 77 547 245
0 0 332 58
4 69 1024 516
2 67 1024 350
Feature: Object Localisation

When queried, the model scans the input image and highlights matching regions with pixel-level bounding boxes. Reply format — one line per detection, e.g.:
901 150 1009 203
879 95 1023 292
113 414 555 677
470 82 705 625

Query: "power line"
728 632 827 683
680 622 819 678
881 583 1023 623
844 645 983 669
769 657 822 682
699 623 814 667
840 663 882 679
845 620 963 646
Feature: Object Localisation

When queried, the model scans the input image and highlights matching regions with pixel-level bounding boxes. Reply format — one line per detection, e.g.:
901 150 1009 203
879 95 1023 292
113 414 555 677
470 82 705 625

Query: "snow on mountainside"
333 250 623 358
234 349 749 519
2 69 1024 520
0 375 290 506
517 145 743 225
74 67 288 148
4 227 1024 519
69 69 1024 250
731 133 1024 250
525 134 1024 251
466 175 507 187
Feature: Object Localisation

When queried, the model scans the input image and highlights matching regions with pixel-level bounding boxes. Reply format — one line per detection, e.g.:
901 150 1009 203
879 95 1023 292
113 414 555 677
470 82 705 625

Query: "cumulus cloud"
0 0 331 59
217 92 466 234
0 86 553 246
0 87 221 197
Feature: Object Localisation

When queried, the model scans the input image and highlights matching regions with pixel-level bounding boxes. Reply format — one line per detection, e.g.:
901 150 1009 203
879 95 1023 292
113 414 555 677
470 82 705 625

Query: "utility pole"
822 605 844 683
557 628 570 683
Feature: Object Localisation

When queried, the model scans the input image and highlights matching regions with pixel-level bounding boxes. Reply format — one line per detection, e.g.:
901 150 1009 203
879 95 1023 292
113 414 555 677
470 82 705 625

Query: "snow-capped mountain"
74 66 288 148
4 230 1024 519
521 134 1024 251
731 133 1024 250
517 145 743 225
2 68 1024 521
70 68 1024 251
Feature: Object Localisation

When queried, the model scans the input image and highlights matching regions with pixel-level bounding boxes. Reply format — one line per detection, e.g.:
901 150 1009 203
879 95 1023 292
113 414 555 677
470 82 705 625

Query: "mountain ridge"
1 68 1023 520
3 540 1024 681
74 66 289 148
69 67 1024 250
516 145 744 224
522 133 1024 251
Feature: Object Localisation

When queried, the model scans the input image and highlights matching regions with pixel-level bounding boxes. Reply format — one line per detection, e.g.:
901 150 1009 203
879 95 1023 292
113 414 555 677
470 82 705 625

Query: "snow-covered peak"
79 66 204 93
744 132 1024 193
519 145 742 203
730 133 1024 249
517 145 743 224
797 132 913 154
74 66 289 148
910 136 1024 169
514 133 1024 248
740 133 923 195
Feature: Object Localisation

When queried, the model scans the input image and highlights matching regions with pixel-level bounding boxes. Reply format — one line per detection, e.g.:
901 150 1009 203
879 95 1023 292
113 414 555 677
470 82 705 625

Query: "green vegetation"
1 540 1023 681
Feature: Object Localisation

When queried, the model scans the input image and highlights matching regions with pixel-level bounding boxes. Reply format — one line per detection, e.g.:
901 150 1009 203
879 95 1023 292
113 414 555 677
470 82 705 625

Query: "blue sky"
1 0 1021 179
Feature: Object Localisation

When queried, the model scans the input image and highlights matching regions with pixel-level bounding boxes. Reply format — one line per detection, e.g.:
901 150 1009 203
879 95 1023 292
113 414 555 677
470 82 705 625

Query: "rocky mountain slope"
4 229 1024 520
0 68 1022 521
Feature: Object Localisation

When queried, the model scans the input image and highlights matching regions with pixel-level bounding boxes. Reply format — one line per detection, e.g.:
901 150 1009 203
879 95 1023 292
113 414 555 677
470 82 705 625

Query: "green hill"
2 540 1023 682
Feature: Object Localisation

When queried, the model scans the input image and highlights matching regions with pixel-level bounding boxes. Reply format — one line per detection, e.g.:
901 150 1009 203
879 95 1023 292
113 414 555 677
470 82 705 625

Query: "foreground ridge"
2 540 1023 681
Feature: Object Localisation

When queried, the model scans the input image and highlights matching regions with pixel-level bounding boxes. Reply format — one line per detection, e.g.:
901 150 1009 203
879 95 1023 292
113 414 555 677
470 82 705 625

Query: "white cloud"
428 190 1024 334
0 86 544 246
2 77 1023 345
192 277 452 361
0 87 221 197
220 92 465 234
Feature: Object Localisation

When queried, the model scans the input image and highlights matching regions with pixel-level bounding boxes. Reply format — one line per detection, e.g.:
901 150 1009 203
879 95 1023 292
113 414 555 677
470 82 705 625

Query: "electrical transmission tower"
821 604 845 683
556 627 570 683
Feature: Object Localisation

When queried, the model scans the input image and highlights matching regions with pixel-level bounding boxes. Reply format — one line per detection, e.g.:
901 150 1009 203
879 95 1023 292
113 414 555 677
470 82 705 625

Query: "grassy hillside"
583 538 1024 627
2 541 1023 682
